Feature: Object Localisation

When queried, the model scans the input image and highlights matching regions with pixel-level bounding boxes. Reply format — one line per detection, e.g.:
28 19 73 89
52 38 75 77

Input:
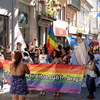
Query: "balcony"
67 0 81 11
38 2 57 21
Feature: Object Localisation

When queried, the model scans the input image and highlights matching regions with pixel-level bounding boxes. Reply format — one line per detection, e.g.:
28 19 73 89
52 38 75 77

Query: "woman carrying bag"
84 54 97 99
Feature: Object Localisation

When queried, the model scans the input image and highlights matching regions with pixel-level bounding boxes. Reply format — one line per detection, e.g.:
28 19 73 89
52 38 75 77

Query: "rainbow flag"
88 45 92 52
47 25 57 62
1 59 85 94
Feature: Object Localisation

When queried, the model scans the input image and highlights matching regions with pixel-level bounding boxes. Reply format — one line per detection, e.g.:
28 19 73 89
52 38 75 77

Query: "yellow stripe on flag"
47 35 57 49
26 72 84 79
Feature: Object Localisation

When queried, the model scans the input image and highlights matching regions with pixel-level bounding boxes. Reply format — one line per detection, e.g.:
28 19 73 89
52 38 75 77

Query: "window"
62 6 65 21
0 15 9 47
71 13 73 19
73 20 75 26
68 18 70 24
70 19 73 25
67 11 70 18
18 12 28 24
58 5 61 20
73 14 76 20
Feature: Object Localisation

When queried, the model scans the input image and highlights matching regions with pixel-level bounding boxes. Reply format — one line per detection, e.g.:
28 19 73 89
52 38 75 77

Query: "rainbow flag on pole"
47 25 57 62
0 59 85 94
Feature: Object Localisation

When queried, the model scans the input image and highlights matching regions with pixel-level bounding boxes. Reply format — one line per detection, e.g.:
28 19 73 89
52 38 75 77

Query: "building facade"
18 0 37 45
77 0 93 39
98 0 100 35
0 0 18 50
53 0 68 47
0 0 99 50
66 0 80 37
0 0 37 50
90 0 98 40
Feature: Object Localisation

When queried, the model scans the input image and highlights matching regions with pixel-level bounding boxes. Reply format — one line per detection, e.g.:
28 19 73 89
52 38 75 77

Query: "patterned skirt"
10 74 29 95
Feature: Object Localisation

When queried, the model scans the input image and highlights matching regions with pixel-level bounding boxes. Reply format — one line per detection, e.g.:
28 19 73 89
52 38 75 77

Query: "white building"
90 0 98 37
77 0 93 39
98 0 100 33
0 0 38 50
0 0 18 50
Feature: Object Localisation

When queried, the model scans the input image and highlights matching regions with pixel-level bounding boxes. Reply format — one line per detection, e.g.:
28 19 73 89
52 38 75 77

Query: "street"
0 84 100 100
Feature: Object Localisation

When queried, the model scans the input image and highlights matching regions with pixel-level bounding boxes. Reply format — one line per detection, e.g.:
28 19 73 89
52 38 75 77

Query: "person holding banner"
52 50 63 96
61 47 70 64
9 52 30 100
84 54 97 99
39 47 48 96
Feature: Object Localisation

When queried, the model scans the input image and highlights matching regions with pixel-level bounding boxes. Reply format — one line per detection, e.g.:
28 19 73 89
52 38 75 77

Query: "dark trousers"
86 74 96 96
0 68 3 88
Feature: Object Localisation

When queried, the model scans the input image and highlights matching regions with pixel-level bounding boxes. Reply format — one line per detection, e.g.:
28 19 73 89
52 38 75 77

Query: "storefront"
53 20 68 47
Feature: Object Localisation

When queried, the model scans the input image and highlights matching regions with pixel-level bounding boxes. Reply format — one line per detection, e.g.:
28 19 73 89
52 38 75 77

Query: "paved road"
0 84 100 100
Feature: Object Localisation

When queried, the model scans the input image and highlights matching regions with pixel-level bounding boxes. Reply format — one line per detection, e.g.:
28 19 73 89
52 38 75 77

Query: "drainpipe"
12 0 14 51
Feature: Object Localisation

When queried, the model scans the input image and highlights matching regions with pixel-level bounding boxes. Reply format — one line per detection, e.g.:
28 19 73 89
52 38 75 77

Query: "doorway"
0 15 9 47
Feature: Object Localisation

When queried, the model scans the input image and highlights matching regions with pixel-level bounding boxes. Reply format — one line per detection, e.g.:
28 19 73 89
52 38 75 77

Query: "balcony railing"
67 0 80 11
38 2 57 20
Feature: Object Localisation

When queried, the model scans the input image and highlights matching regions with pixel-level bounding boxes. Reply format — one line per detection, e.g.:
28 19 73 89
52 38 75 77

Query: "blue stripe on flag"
49 27 55 36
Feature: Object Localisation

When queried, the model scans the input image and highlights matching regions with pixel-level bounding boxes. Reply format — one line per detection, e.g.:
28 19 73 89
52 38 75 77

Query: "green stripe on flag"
48 31 56 42
26 76 82 84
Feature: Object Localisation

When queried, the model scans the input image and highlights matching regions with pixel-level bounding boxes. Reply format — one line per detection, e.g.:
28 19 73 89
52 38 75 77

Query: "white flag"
15 28 26 51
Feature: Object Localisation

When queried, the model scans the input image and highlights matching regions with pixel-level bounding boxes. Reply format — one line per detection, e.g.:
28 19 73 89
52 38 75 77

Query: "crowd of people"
0 35 99 100
0 40 72 100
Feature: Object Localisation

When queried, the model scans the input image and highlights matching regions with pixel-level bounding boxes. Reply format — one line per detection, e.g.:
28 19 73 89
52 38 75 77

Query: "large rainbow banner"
0 59 85 94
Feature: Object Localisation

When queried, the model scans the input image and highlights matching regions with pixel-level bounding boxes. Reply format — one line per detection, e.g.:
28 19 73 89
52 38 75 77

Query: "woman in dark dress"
52 50 63 96
9 52 30 100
